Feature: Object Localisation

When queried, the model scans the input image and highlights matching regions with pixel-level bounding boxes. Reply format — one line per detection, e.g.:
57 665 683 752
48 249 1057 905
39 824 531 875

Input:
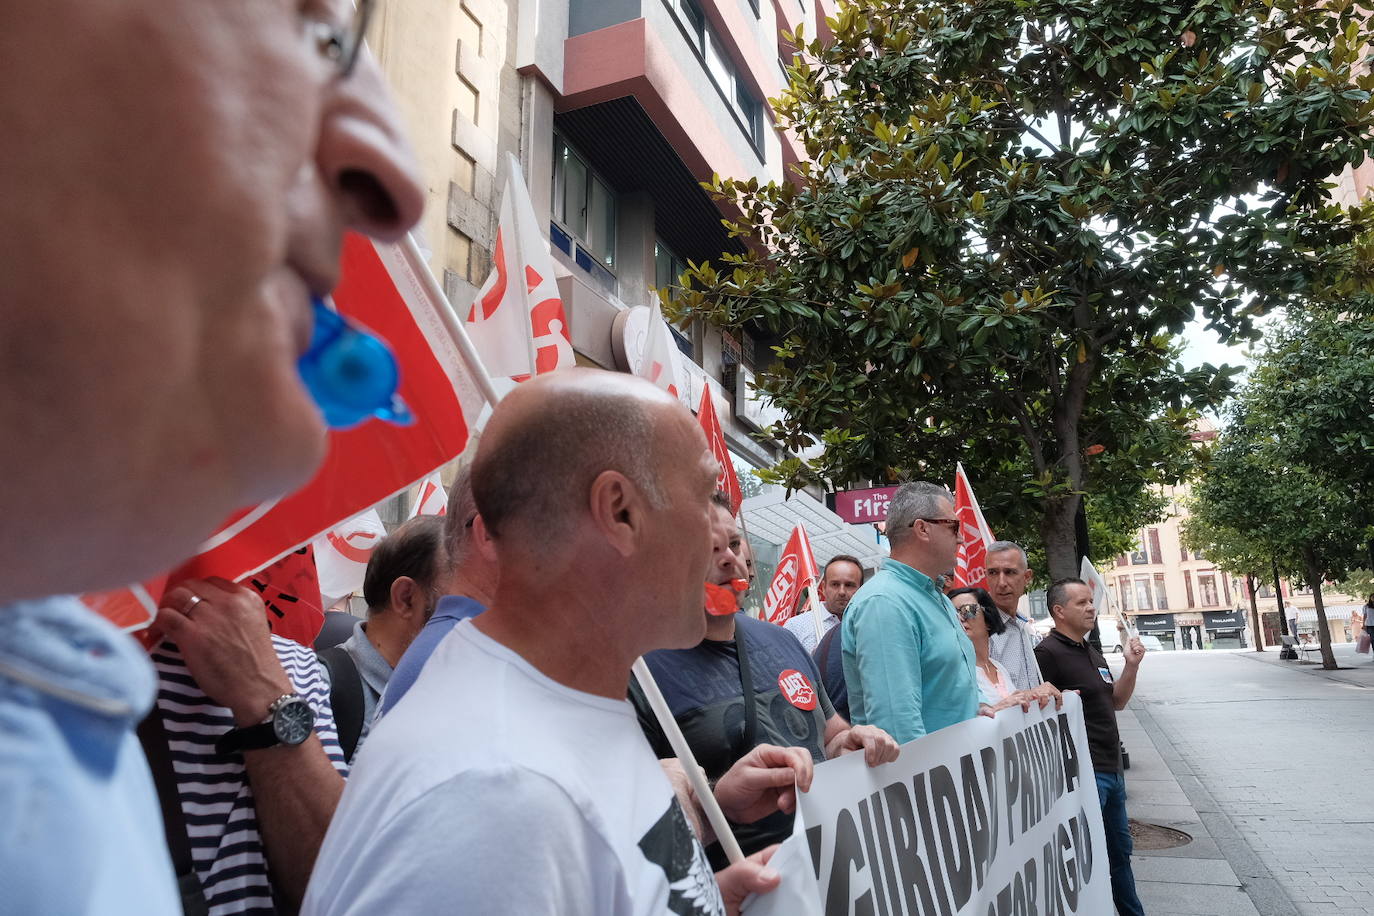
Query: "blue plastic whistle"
297 297 412 429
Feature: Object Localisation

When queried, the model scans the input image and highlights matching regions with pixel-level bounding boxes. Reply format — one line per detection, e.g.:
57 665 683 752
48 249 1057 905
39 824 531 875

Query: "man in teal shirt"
842 481 978 743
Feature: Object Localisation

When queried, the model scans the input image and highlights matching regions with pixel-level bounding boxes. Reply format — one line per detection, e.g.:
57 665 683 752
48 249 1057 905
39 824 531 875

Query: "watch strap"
215 721 279 756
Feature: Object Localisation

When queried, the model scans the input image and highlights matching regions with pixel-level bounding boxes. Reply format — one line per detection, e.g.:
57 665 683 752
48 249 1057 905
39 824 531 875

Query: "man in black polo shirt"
1035 577 1147 916
631 492 899 869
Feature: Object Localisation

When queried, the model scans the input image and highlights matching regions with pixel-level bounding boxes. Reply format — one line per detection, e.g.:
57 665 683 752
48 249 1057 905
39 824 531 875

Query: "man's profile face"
929 496 962 571
819 560 862 618
708 504 747 588
985 549 1034 615
0 2 424 598
648 409 720 648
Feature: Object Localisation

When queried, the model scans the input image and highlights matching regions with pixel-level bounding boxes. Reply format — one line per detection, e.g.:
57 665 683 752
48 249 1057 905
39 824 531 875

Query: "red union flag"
952 462 996 589
763 525 821 625
697 386 742 514
464 153 574 379
89 232 485 639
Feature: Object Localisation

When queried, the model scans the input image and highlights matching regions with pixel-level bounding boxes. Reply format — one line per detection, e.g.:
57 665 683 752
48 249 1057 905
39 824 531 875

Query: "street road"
1130 645 1374 915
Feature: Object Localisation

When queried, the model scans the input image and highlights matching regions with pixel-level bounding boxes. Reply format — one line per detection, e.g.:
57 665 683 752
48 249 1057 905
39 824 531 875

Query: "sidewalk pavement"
1234 641 1374 689
1118 706 1271 916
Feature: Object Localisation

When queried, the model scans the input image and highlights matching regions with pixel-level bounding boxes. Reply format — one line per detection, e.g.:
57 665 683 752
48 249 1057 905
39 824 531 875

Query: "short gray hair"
985 540 1028 567
885 481 952 542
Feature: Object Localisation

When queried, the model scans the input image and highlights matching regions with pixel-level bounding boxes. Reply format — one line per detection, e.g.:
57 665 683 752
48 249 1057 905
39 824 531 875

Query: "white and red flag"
697 386 743 515
634 302 684 399
952 462 996 588
312 508 388 607
763 525 822 625
464 153 574 380
407 470 449 519
85 231 486 643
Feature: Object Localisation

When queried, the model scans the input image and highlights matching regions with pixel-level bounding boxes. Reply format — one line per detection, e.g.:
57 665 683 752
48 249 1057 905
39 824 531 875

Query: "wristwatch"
215 694 316 756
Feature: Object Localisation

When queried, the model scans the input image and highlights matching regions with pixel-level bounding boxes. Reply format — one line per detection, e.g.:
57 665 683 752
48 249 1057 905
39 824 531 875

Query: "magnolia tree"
670 0 1374 577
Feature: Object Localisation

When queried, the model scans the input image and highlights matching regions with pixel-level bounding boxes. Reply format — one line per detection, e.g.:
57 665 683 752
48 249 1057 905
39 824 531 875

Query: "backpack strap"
137 709 211 916
317 646 364 764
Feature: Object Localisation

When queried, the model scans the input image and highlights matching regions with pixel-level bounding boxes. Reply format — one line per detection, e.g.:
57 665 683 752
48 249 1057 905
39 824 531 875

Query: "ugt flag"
464 153 574 379
407 470 449 519
952 462 995 588
697 386 742 515
764 525 821 625
87 232 486 642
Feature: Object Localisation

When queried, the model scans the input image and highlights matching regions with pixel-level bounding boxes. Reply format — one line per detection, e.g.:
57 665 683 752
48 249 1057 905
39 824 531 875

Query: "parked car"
1138 634 1164 652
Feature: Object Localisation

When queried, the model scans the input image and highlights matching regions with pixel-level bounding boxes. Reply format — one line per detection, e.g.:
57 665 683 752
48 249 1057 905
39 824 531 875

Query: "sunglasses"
954 603 982 621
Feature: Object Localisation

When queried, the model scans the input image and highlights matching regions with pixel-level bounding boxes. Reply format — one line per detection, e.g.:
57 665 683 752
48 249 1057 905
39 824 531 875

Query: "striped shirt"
988 612 1043 691
152 637 347 915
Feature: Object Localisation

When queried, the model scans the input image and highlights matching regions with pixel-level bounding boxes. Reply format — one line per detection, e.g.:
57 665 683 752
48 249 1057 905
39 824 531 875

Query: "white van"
1096 618 1124 653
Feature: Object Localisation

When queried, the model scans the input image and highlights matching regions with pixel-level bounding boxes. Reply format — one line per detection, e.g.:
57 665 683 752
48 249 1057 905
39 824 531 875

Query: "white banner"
746 694 1110 916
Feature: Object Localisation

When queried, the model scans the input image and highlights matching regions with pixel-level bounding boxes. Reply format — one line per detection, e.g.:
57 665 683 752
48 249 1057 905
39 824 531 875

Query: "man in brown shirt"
1035 577 1147 916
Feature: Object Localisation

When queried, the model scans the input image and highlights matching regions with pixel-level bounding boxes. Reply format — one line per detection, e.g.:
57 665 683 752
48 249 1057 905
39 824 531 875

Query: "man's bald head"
471 369 683 542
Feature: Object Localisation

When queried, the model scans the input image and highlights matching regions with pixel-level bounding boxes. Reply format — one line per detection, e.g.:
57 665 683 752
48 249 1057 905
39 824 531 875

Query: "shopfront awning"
741 488 888 571
1133 613 1177 634
1202 609 1247 631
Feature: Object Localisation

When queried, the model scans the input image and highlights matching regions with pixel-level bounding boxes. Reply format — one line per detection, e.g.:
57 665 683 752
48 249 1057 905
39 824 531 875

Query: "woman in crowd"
948 586 1018 706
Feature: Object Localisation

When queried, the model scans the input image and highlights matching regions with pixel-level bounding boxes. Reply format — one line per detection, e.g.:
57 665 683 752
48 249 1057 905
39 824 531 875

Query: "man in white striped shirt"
152 578 348 914
984 541 1045 691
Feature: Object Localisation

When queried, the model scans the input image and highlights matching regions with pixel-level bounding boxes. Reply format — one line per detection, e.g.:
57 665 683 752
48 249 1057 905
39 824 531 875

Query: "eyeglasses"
915 517 962 535
954 603 982 621
309 0 375 78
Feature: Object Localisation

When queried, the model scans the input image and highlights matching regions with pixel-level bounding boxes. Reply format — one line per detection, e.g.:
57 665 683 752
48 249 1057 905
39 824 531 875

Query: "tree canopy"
670 0 1374 576
1188 310 1374 667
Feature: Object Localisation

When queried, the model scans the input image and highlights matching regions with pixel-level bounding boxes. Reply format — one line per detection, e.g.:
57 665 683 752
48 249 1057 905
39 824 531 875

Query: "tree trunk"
1246 573 1264 652
1273 558 1290 637
1303 547 1337 670
1040 494 1082 580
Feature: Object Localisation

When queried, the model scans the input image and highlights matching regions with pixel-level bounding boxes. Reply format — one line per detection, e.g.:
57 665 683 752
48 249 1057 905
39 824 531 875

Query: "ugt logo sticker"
778 669 817 710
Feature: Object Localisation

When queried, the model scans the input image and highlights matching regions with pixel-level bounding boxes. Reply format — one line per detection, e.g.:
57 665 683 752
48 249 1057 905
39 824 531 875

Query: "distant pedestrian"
1361 595 1374 661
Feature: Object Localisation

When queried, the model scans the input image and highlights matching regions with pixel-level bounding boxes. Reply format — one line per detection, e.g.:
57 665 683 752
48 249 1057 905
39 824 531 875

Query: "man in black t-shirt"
631 493 899 868
1035 578 1148 916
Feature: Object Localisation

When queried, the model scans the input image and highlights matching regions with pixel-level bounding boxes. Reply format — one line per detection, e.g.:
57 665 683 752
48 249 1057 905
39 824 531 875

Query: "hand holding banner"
745 694 1110 916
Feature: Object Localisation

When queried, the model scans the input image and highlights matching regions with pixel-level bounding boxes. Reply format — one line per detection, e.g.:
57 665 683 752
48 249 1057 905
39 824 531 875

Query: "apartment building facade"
367 0 879 576
1101 480 1362 650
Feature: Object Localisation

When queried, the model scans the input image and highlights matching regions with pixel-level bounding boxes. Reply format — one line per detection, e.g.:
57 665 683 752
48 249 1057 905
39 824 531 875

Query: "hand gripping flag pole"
631 657 746 865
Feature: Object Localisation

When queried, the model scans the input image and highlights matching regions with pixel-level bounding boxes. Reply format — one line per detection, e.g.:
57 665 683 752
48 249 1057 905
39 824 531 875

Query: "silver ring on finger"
183 594 205 615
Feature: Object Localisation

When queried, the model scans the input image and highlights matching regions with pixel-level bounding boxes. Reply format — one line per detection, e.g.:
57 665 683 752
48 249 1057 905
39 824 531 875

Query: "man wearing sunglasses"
841 481 980 743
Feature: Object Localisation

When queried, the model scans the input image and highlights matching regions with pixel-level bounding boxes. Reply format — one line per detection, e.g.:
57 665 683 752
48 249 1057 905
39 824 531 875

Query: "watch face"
272 697 315 746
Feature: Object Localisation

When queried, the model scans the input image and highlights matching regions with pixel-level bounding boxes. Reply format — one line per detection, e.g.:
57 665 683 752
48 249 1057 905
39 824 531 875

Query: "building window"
553 134 616 270
1134 576 1153 612
1147 528 1162 564
1198 573 1219 607
1184 570 1195 607
663 0 766 152
655 239 687 291
1118 576 1133 611
1153 573 1169 610
1130 539 1149 566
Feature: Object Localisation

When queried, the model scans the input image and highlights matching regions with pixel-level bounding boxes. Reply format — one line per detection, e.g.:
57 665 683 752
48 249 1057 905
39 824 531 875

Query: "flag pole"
399 233 503 407
632 658 745 864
